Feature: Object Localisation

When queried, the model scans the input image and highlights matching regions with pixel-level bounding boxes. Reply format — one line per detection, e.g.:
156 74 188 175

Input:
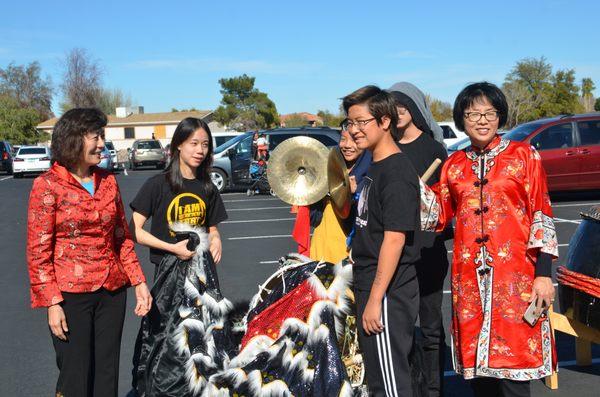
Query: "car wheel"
13 173 22 179
210 169 227 192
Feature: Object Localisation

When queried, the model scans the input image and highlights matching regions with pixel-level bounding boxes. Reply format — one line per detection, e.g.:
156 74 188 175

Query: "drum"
558 205 600 329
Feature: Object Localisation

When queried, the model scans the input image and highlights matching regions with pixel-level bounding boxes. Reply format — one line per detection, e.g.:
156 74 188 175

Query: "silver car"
129 139 167 170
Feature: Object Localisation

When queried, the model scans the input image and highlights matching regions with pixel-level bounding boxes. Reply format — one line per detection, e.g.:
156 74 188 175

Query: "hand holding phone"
523 299 548 327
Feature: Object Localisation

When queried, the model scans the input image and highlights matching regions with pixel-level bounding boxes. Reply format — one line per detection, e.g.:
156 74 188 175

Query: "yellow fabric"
309 199 348 264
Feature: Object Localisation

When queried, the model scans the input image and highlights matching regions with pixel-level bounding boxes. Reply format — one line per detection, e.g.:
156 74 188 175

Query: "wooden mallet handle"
421 158 442 183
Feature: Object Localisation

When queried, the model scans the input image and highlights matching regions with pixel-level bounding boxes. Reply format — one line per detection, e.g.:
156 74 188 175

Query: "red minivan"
503 113 600 191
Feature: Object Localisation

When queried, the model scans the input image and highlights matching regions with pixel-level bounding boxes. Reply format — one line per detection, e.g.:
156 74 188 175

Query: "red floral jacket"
27 163 146 308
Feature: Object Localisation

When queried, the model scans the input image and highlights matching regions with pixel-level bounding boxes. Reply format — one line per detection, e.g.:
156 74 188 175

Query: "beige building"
36 107 225 150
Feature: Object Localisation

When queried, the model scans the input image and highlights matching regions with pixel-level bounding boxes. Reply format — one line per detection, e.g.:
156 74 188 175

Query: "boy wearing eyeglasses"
343 85 421 396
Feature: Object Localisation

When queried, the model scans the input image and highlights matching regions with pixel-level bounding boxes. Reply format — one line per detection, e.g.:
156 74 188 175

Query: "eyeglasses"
344 117 376 131
464 111 499 123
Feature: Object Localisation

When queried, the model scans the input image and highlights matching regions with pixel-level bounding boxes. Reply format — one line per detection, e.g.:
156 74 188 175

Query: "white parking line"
259 260 279 264
0 176 12 181
224 198 280 203
227 206 290 211
553 202 600 208
222 218 294 224
228 234 292 240
554 217 582 224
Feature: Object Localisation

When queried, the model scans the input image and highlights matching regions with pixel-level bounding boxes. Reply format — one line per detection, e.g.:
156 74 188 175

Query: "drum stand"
545 306 600 389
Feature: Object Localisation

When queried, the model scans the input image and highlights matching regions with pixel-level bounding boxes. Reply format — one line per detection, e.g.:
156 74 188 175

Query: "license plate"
27 159 37 162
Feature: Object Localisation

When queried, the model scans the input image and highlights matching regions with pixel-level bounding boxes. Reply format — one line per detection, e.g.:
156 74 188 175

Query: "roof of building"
279 112 323 123
37 110 213 129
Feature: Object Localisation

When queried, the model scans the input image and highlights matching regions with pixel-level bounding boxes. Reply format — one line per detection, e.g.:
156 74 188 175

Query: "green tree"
283 114 310 127
595 97 600 111
502 57 553 125
0 61 53 120
581 78 596 112
542 69 584 115
502 57 592 127
214 74 279 130
0 95 46 144
317 110 345 127
424 95 453 121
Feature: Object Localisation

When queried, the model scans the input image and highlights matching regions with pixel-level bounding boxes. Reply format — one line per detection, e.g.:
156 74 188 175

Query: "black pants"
51 288 127 397
355 276 419 397
470 377 531 397
415 245 449 397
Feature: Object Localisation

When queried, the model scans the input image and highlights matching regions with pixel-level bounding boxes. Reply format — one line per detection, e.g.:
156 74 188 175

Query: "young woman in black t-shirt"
130 118 227 265
129 118 228 395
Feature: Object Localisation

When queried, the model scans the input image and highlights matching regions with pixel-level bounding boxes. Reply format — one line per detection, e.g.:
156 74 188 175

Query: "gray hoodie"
387 82 445 144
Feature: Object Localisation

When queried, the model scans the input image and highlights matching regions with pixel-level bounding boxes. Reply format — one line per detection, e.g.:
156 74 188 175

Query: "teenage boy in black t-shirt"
388 82 449 397
343 85 420 396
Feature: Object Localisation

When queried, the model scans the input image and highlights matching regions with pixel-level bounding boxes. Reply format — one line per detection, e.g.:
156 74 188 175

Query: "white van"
438 121 467 147
213 132 244 149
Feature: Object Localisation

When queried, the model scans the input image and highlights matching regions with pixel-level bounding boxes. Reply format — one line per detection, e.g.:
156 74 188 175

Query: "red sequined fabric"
242 279 319 348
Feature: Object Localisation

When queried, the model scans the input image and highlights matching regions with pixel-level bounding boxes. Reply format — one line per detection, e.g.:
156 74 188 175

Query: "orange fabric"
27 163 145 308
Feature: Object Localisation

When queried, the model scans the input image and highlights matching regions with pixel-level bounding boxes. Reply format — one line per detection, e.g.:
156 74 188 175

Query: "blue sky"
1 0 598 117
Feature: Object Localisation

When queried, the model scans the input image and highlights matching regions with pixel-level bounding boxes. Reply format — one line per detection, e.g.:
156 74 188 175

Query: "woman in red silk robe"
421 83 558 397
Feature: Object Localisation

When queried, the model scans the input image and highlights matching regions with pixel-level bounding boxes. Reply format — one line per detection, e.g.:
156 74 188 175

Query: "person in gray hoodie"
388 82 450 397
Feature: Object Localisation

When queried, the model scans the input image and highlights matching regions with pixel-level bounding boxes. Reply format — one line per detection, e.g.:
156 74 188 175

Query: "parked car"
213 132 244 149
446 136 472 155
98 147 114 171
502 113 600 191
104 140 118 169
0 140 14 175
128 139 167 170
438 121 467 147
447 132 507 155
210 127 341 192
12 146 51 178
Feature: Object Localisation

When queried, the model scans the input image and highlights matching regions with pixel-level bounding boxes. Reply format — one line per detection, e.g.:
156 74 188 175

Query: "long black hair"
165 117 214 193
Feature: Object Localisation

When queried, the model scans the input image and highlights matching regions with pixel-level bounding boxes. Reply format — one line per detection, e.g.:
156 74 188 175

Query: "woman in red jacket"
26 108 152 397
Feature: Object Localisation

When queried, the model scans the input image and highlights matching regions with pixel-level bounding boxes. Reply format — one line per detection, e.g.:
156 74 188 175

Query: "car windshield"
137 141 161 149
447 137 472 151
105 142 115 150
18 148 47 155
502 122 545 142
215 133 248 153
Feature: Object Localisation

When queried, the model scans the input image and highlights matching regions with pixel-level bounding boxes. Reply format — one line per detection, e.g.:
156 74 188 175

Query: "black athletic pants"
415 249 449 397
470 377 531 397
355 276 419 397
51 287 127 397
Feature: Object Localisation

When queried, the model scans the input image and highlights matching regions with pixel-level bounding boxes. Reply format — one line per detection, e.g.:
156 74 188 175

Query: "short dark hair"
453 82 508 131
342 85 399 140
51 108 108 170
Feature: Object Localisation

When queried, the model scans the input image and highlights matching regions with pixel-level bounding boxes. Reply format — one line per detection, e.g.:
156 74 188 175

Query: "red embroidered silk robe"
421 135 558 380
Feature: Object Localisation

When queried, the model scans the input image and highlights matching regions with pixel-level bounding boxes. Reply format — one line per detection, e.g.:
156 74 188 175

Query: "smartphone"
523 299 548 326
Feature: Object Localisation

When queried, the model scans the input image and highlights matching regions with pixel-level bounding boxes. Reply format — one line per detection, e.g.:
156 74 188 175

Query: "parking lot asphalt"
0 169 598 396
